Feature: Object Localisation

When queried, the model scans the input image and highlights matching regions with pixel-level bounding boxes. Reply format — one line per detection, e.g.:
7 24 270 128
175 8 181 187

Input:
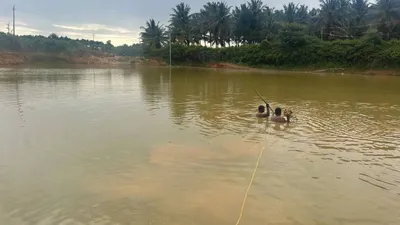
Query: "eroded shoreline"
1 52 399 76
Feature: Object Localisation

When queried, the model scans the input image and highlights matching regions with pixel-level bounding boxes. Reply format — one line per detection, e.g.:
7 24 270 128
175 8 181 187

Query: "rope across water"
234 134 270 225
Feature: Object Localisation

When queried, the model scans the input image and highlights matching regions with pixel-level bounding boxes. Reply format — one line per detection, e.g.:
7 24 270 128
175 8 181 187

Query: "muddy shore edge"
1 52 399 76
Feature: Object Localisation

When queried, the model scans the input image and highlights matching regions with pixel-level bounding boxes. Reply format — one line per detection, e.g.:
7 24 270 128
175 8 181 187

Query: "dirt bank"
0 52 139 65
208 64 400 76
1 52 399 76
133 57 168 66
0 52 26 65
68 55 129 65
208 62 253 70
0 52 169 66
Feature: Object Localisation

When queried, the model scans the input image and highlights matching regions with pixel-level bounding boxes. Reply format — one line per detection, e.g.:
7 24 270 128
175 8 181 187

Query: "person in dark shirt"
256 104 270 118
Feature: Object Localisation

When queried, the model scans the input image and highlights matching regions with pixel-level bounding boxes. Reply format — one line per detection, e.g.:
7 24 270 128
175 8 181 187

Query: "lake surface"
0 66 399 225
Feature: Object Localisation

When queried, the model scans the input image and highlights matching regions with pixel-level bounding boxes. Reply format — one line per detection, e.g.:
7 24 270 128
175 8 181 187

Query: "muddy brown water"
0 66 399 225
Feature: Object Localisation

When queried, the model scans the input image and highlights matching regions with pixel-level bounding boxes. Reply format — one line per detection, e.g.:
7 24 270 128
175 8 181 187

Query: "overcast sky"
0 0 319 46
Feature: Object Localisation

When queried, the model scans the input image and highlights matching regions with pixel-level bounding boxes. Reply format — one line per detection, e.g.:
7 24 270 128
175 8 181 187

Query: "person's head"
275 107 282 116
258 105 265 113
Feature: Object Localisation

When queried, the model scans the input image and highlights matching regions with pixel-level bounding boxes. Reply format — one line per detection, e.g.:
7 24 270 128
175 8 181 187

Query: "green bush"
0 32 143 57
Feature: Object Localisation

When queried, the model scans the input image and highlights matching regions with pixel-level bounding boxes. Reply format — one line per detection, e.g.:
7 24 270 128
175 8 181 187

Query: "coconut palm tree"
190 13 205 45
247 0 266 43
319 0 351 40
263 7 279 41
231 0 267 45
370 0 400 39
283 2 299 23
170 2 192 46
296 5 310 24
200 2 218 46
349 0 370 38
232 4 248 45
307 8 322 37
247 0 264 13
140 19 168 49
200 2 231 47
216 1 232 47
282 3 310 24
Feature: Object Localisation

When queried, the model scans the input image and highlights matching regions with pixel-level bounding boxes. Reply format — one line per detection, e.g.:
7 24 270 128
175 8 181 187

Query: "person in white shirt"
271 107 292 123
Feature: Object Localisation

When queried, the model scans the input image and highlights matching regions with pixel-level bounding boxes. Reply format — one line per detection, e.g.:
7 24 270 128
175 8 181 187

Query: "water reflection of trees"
138 67 260 135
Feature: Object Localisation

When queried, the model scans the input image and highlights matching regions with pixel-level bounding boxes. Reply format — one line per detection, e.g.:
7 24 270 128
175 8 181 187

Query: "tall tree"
283 2 299 23
140 19 168 49
349 0 370 38
232 0 267 45
232 4 252 45
308 8 322 37
201 2 219 46
370 0 400 40
246 0 266 43
263 7 279 41
216 1 232 47
200 2 231 47
296 5 310 24
319 0 351 40
105 40 113 52
190 13 206 45
170 2 192 46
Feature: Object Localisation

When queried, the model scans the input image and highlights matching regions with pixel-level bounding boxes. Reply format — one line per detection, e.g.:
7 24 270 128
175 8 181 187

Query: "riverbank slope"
0 52 133 65
2 52 400 76
0 52 172 67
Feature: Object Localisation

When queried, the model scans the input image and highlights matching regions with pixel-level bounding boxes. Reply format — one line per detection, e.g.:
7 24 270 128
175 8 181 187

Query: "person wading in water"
256 104 270 118
253 89 292 123
270 107 292 123
256 104 292 123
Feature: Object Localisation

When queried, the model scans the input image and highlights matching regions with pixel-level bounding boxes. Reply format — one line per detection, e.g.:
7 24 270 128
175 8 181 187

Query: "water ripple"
1 68 400 224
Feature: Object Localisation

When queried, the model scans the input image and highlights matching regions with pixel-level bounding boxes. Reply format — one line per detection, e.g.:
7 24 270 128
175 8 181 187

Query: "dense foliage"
147 35 400 68
140 0 400 68
0 32 143 57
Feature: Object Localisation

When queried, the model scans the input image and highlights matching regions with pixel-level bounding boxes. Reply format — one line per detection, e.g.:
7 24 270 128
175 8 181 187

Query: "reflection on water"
0 66 400 225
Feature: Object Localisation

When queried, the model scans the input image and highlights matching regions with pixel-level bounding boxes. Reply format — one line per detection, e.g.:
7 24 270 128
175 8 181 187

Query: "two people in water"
256 103 292 123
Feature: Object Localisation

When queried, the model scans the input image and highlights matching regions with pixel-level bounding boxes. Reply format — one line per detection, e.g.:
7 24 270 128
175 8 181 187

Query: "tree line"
141 0 400 48
0 32 143 57
140 0 400 68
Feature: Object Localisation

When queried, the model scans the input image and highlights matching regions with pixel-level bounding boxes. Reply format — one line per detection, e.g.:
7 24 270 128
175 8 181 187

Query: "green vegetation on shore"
141 0 400 68
148 30 400 69
0 32 143 57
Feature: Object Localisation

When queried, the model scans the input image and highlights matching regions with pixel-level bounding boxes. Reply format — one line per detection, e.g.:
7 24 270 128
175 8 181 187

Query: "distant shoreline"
162 63 400 76
0 52 135 66
1 52 400 76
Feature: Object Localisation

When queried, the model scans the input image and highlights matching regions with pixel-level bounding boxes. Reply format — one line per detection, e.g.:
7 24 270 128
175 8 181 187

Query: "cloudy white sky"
0 0 319 46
